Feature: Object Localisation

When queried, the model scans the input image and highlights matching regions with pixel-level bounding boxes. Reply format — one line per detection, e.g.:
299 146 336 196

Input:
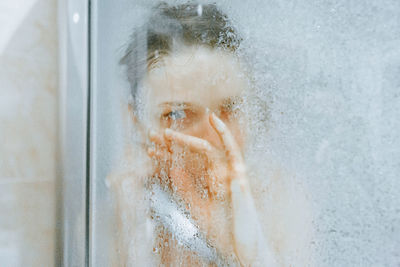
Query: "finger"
149 130 166 144
209 113 244 170
164 128 215 154
147 147 169 160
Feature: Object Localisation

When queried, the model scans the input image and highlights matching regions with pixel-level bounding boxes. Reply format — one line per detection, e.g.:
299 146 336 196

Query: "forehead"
142 46 247 109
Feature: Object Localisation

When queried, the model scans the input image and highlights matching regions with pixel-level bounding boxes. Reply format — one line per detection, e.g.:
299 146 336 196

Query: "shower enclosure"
59 0 400 266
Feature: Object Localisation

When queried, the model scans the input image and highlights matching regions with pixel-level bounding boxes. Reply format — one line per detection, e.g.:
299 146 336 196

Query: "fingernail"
209 112 215 121
211 113 224 132
149 129 156 138
164 128 172 137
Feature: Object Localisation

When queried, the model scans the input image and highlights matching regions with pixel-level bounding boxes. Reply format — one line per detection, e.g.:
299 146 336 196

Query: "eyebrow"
158 102 191 108
158 97 243 109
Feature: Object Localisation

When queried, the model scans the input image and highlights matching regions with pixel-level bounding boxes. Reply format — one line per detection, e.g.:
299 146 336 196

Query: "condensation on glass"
61 0 400 266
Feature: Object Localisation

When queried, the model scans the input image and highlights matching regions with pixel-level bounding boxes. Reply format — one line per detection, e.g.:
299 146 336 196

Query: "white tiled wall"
0 0 57 266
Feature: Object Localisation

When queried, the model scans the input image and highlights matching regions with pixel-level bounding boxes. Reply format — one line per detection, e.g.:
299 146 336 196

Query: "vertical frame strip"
58 0 90 265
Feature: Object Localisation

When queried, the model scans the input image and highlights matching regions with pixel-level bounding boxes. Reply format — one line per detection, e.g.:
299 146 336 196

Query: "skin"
131 46 277 265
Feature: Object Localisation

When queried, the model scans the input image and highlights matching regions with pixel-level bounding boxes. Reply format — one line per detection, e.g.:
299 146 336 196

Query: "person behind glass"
113 3 311 266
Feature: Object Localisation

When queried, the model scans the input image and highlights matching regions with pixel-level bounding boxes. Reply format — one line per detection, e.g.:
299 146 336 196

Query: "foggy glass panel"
91 1 400 266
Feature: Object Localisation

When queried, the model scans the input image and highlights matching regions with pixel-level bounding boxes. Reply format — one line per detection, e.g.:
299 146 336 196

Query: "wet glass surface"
90 1 400 266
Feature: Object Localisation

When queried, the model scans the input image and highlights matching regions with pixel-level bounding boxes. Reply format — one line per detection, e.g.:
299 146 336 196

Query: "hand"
147 113 249 256
147 112 247 201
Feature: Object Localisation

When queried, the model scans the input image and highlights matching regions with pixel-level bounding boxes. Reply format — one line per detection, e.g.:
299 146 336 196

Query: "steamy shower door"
61 0 400 266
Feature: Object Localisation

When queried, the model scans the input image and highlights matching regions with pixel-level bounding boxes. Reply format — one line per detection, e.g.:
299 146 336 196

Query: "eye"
221 97 242 112
160 106 201 129
219 97 243 120
164 109 186 120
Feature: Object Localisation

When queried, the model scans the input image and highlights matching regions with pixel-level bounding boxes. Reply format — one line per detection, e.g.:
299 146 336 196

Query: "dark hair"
120 2 241 101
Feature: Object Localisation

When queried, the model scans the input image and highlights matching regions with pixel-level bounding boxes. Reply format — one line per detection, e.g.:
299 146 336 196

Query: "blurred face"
136 45 249 255
136 46 248 219
140 46 248 150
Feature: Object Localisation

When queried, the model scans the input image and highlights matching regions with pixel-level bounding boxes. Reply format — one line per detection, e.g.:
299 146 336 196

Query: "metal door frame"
58 0 91 265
